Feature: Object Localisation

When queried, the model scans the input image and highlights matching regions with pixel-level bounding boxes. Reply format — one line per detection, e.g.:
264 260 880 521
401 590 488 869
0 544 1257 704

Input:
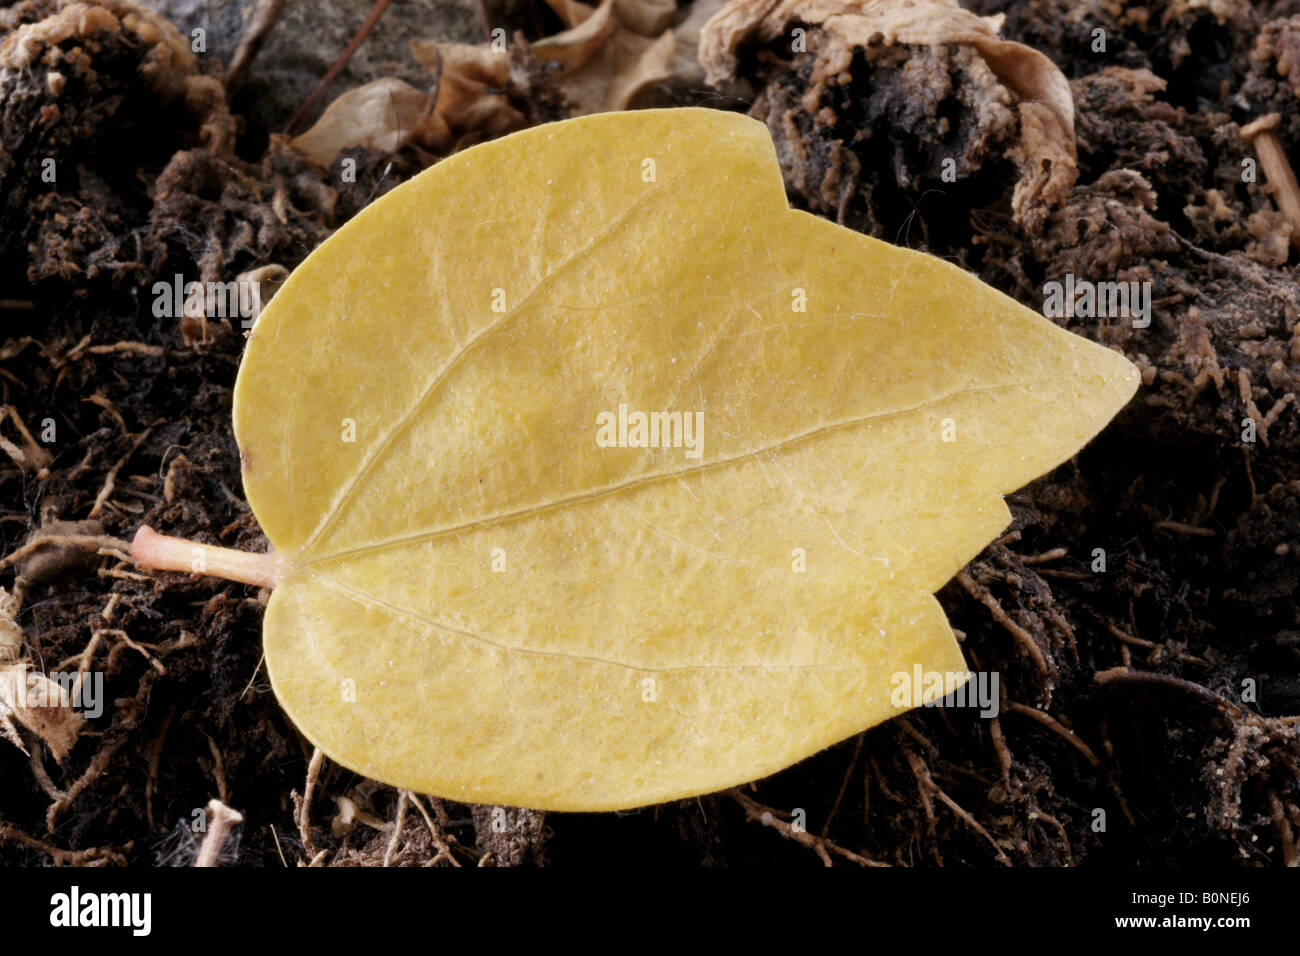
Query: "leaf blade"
235 108 1138 810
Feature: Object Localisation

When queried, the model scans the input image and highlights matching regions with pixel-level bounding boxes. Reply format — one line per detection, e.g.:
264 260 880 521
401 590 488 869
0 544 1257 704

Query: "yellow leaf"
230 107 1137 811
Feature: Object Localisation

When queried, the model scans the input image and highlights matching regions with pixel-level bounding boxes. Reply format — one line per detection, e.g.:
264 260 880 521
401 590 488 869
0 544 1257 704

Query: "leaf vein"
307 570 868 674
307 379 1039 566
298 174 687 554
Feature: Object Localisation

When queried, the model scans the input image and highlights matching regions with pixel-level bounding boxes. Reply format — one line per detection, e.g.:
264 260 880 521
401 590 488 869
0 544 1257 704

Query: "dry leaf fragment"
535 0 729 110
638 0 730 106
613 0 678 36
699 0 1078 226
0 662 85 761
330 793 390 838
289 77 437 168
234 264 291 327
0 589 21 663
409 42 528 152
413 0 678 122
531 0 678 112
0 405 52 475
0 583 84 761
547 0 678 39
533 0 619 70
136 109 1137 811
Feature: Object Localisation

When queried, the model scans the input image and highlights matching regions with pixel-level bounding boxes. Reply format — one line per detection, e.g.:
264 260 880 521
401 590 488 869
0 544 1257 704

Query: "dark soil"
0 0 1296 866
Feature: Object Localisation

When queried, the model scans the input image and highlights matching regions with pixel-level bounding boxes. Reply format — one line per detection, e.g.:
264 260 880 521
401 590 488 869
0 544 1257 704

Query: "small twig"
383 790 409 867
239 651 267 702
99 567 151 582
226 0 289 93
205 734 229 805
194 799 244 867
0 821 127 866
269 824 289 867
0 337 38 359
1266 789 1297 867
284 0 394 136
0 533 130 573
956 569 1052 675
1241 113 1300 254
145 706 175 831
298 747 325 857
819 734 864 841
84 342 163 358
0 405 52 473
1153 520 1216 538
1028 803 1074 866
989 715 1013 790
903 747 1011 865
84 393 127 435
29 744 67 802
1019 547 1067 565
89 428 152 518
408 793 460 866
727 789 886 867
57 333 92 365
47 743 119 831
1093 667 1286 727
1105 621 1209 666
933 788 1008 864
1005 700 1102 768
94 628 166 675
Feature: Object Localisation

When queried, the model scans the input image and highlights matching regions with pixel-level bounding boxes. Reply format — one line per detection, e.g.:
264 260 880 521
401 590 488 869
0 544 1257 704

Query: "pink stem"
130 526 283 589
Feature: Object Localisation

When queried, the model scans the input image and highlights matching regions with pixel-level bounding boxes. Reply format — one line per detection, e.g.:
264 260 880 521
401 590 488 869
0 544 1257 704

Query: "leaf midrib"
303 568 903 674
302 378 1043 568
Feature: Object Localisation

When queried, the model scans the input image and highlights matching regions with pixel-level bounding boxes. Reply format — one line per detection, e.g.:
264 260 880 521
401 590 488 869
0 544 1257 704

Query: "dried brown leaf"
532 0 677 112
0 662 84 762
699 0 1077 225
410 41 528 152
412 0 678 123
0 590 21 663
290 78 437 168
614 0 677 35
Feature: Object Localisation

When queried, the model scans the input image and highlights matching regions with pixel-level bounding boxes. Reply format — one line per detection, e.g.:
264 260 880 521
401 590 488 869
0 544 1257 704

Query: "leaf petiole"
130 526 283 588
